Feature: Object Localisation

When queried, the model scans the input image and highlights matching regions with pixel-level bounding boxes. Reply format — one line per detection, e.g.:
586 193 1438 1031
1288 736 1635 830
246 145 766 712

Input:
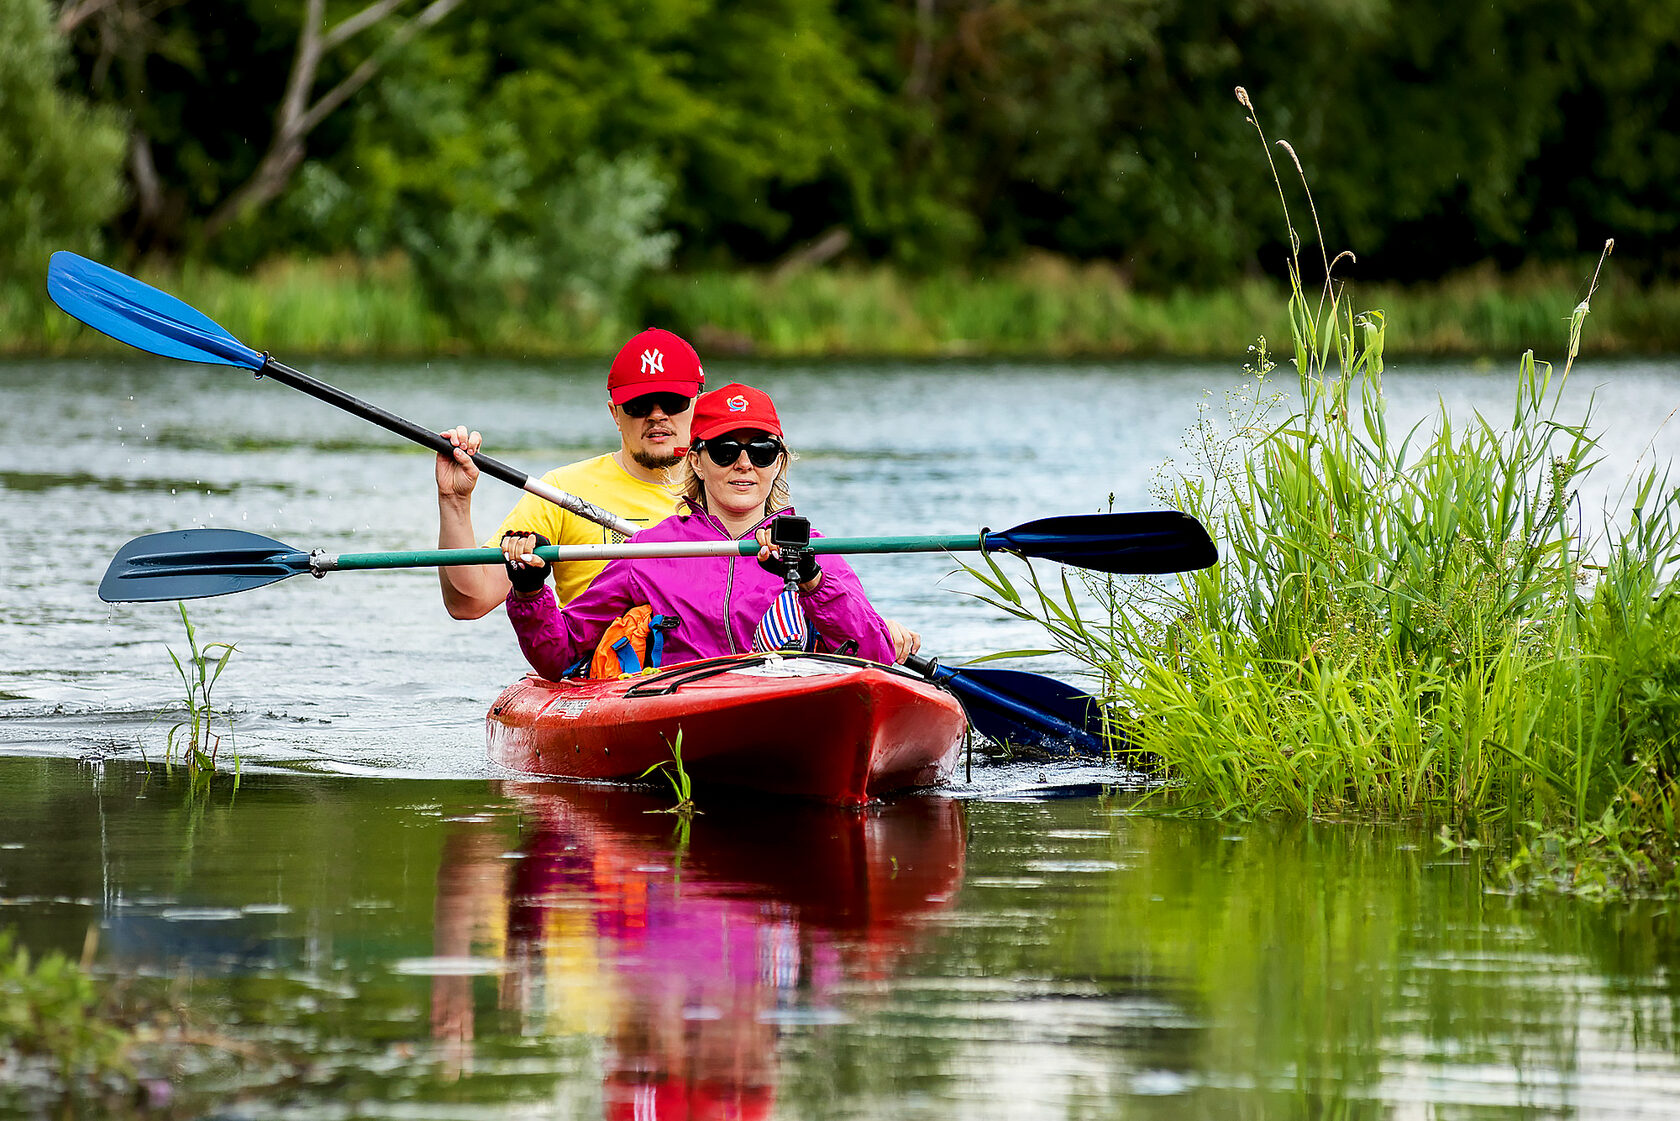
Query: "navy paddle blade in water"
47 252 265 369
984 510 1216 574
904 653 1108 755
100 530 312 603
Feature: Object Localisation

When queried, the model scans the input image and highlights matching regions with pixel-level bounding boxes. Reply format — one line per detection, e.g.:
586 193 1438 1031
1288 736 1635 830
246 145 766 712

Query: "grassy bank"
5 253 1679 360
963 138 1680 896
972 268 1680 896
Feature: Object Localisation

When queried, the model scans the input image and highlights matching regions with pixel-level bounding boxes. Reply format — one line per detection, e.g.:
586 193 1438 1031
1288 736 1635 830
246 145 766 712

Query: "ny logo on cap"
726 394 749 412
641 349 664 375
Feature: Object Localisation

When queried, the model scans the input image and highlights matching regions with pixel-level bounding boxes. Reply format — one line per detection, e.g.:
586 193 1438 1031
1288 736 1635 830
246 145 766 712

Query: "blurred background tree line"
4 0 1678 339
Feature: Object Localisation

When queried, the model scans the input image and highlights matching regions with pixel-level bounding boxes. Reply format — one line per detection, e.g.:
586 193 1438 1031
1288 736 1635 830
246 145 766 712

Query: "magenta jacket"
505 507 896 676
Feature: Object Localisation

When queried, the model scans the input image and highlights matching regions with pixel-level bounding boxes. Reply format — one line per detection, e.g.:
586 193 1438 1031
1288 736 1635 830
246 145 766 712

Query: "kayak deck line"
619 651 942 698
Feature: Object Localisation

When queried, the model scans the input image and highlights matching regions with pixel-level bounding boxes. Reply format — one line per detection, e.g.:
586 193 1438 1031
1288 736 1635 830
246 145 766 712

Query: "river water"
3 354 1680 1115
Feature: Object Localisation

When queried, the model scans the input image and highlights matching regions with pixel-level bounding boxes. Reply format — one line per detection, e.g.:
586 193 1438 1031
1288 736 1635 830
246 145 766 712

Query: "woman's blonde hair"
677 439 796 519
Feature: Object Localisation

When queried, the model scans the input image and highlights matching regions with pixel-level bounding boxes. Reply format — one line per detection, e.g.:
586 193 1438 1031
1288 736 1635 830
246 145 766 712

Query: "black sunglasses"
696 436 784 468
619 392 693 418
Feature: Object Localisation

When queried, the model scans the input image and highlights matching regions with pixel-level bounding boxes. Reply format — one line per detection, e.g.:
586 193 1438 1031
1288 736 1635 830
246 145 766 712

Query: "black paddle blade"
906 655 1108 755
985 510 1216 574
101 529 312 603
47 252 265 370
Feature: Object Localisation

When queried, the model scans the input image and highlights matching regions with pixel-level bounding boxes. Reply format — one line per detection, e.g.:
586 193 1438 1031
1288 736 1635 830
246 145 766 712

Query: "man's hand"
436 426 483 500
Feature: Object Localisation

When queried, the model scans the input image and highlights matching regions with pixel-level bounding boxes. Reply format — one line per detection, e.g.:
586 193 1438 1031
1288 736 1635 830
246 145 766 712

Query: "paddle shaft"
255 357 637 537
312 534 989 573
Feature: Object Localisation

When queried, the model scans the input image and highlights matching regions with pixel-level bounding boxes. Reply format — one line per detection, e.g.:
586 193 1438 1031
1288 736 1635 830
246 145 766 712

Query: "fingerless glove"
501 531 553 594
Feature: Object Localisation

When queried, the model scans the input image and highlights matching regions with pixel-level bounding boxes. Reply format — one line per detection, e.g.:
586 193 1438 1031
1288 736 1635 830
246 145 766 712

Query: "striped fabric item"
751 586 811 652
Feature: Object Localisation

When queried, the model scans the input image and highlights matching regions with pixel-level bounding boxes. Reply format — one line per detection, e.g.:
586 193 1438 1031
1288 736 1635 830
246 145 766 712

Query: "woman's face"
690 428 785 524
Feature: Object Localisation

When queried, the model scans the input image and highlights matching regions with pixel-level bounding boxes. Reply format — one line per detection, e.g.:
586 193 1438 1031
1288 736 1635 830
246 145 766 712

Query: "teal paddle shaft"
319 534 987 572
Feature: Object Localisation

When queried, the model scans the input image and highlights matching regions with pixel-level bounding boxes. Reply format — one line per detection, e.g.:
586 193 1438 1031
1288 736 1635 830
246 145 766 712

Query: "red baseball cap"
607 328 705 405
689 382 783 443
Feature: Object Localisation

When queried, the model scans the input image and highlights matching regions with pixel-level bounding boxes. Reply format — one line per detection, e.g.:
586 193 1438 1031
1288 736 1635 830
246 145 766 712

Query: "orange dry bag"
585 605 681 678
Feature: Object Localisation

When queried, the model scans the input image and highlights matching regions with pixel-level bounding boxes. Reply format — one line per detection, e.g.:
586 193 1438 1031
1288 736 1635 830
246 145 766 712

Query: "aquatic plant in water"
968 90 1680 893
163 602 240 785
640 729 697 816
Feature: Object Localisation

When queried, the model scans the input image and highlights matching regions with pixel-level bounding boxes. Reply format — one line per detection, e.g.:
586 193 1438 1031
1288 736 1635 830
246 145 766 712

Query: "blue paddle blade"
906 656 1109 755
985 510 1216 574
47 251 265 370
101 529 312 603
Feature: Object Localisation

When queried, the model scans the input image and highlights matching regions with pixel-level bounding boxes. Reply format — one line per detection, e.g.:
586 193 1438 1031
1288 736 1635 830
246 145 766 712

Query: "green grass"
5 250 1679 360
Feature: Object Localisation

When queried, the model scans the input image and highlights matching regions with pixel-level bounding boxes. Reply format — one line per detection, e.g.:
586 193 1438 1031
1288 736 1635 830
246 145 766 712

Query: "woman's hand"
500 531 552 596
884 619 921 664
754 528 822 592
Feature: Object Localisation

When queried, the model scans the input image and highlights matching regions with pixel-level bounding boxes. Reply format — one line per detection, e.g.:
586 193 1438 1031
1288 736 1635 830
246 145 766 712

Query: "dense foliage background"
8 0 1680 320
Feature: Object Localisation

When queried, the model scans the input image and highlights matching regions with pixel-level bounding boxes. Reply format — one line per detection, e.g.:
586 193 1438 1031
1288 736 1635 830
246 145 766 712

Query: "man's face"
611 392 695 471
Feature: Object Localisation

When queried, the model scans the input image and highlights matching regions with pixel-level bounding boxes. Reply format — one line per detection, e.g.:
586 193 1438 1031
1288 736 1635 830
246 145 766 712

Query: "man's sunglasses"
696 436 785 468
619 392 693 418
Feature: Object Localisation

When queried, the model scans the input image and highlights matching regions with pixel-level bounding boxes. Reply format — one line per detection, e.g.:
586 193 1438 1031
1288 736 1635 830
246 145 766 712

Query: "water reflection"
431 784 966 1116
4 760 1680 1116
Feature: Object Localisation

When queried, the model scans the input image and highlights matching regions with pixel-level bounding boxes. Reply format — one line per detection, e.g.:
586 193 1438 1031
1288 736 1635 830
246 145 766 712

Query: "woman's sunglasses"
696 436 784 468
619 392 693 418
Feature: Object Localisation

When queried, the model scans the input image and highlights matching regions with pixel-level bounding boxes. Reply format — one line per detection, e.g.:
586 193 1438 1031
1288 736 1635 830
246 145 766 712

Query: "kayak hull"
486 653 966 806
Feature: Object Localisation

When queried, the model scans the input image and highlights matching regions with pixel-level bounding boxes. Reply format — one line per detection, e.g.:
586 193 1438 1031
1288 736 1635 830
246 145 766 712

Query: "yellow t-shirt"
485 453 680 605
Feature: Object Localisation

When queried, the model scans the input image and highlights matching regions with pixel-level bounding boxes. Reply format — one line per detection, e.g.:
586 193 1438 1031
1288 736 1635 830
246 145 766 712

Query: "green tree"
264 0 876 324
271 33 678 334
59 0 465 259
862 0 1680 285
0 0 124 290
449 0 880 262
42 0 1680 295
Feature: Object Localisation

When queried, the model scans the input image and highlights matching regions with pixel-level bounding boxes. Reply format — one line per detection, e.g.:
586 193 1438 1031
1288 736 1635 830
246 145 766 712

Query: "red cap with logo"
607 328 705 405
689 382 783 443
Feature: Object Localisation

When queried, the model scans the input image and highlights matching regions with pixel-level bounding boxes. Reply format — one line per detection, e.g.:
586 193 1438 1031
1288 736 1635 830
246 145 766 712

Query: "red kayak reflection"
431 783 967 1118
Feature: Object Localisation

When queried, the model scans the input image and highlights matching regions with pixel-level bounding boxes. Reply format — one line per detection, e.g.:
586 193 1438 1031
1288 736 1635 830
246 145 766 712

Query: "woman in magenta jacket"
500 382 897 676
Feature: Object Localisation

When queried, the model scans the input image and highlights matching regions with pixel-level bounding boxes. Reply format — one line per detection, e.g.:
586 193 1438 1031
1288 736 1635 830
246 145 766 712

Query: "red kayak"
486 652 966 806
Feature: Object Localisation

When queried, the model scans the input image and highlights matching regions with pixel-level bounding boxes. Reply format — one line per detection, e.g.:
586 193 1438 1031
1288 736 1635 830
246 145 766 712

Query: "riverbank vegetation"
6 0 1680 358
9 251 1680 361
975 98 1680 896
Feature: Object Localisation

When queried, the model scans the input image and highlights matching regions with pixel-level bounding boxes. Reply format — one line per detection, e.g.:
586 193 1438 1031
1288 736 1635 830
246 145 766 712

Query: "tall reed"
969 92 1680 884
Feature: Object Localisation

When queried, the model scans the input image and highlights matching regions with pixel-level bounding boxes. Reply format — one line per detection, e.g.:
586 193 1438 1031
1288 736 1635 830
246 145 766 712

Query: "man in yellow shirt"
435 328 702 616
